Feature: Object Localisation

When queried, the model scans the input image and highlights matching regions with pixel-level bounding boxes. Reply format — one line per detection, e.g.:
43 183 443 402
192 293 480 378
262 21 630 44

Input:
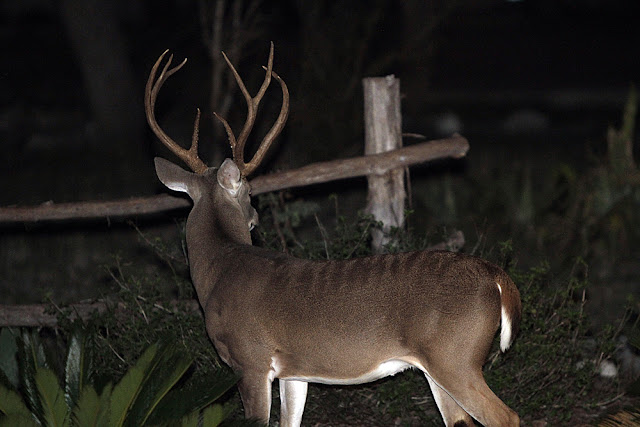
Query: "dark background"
1 0 639 318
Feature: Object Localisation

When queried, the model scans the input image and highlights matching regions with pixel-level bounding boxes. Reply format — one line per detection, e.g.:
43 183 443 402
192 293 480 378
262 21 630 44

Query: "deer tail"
496 272 522 352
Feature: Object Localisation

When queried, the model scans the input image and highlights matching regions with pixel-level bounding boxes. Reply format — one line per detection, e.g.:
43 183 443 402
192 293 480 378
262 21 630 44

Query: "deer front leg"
426 375 475 427
237 371 273 424
279 379 308 427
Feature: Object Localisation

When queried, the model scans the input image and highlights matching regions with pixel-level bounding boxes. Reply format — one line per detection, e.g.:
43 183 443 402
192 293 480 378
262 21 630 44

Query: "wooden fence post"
363 75 405 253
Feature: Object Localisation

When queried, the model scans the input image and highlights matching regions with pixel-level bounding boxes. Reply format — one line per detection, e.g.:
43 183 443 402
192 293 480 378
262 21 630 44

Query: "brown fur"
155 157 521 427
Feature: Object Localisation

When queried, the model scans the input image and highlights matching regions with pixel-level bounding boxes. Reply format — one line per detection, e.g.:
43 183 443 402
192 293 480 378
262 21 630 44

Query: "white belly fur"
273 358 414 385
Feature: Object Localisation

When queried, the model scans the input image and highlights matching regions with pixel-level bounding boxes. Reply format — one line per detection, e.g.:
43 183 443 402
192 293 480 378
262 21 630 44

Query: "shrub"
0 328 240 426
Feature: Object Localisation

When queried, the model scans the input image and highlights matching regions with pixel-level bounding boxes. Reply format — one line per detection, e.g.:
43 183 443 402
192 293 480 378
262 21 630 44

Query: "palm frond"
124 340 193 426
108 342 158 426
34 367 69 427
17 330 49 425
0 382 31 419
147 367 239 425
0 328 20 389
64 330 95 411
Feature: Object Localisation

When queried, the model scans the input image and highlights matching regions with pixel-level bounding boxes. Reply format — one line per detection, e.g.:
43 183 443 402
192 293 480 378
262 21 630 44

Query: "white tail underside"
497 281 513 352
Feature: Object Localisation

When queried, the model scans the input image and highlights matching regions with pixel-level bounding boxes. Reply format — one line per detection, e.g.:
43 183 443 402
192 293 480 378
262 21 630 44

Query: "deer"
145 43 522 427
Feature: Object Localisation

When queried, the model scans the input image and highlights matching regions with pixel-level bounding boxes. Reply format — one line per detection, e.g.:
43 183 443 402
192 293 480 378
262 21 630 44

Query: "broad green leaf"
109 342 158 426
0 413 39 427
17 330 49 425
147 367 239 425
0 328 19 389
71 385 100 427
71 383 112 427
96 383 113 427
20 331 48 369
0 382 31 418
65 331 94 411
35 367 69 427
179 411 199 427
201 403 226 427
123 341 193 426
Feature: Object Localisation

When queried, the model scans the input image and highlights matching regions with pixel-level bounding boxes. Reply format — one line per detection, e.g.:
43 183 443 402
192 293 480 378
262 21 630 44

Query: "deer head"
145 43 287 243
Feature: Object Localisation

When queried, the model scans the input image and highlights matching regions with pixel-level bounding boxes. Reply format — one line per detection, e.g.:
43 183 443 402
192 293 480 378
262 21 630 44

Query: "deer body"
206 247 510 383
155 157 521 426
147 45 521 426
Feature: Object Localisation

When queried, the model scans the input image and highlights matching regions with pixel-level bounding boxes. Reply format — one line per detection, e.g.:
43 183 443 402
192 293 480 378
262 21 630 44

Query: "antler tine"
242 69 289 176
215 42 286 176
145 50 208 174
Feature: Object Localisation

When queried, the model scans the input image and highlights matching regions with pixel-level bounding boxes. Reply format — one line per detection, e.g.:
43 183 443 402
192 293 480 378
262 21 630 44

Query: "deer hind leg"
426 375 475 427
278 379 308 427
426 369 519 427
237 371 273 424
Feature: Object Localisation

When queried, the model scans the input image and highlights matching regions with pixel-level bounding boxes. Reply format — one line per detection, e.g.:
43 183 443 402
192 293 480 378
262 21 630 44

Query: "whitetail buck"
145 43 522 427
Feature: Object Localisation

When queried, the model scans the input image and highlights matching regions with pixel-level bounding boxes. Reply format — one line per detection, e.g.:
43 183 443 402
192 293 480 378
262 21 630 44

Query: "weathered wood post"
363 75 405 253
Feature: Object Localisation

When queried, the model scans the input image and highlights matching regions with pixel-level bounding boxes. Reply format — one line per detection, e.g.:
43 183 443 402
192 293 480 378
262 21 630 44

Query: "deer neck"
185 195 252 303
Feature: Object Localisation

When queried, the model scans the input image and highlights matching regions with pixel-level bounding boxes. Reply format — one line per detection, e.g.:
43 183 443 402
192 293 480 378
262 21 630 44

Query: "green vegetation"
0 328 241 426
484 260 615 423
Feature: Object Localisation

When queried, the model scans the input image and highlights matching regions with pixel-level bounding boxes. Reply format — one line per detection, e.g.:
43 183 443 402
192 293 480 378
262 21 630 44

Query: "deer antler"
214 42 289 177
146 44 288 176
145 50 208 174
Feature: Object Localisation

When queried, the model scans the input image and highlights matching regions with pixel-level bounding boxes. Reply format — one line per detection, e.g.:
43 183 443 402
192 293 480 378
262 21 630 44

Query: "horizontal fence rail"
0 135 468 224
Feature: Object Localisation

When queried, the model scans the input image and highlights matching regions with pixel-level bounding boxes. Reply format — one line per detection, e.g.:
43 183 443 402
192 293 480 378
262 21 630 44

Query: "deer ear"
154 157 194 195
217 158 242 196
